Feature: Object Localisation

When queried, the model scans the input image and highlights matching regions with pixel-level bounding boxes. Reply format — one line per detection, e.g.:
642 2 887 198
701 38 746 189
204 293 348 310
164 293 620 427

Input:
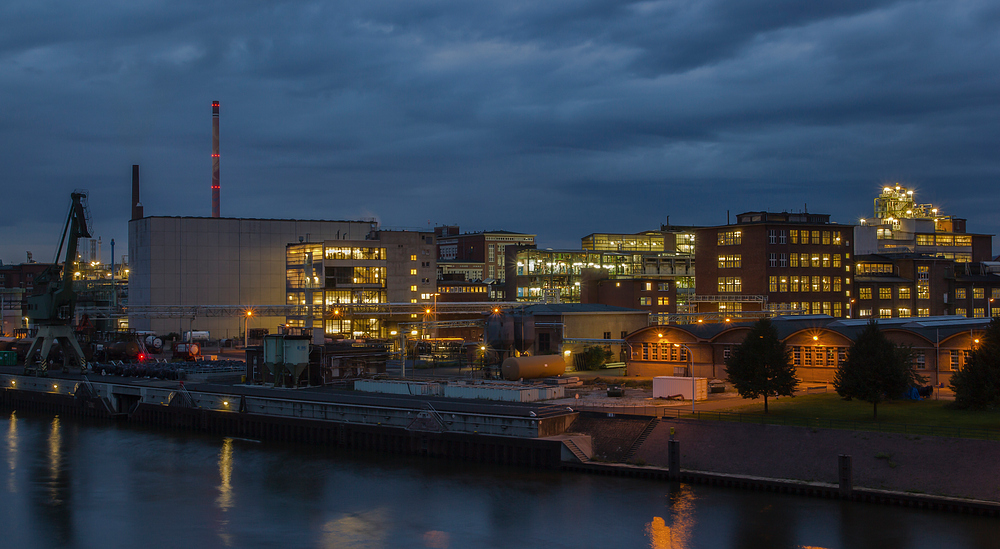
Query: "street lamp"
990 298 995 318
674 343 695 413
244 309 254 349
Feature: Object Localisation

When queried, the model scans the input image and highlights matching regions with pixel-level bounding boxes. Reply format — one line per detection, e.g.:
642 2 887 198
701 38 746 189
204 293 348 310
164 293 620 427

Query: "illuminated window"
974 288 985 299
801 276 810 292
822 231 831 245
879 287 892 300
657 297 669 305
955 235 972 247
956 308 967 317
812 231 820 243
917 284 930 300
822 254 830 268
916 234 934 246
899 308 911 318
936 235 954 246
790 276 800 292
800 253 810 267
717 277 742 293
974 308 986 318
411 255 417 261
658 282 669 291
913 350 925 369
410 269 418 275
917 308 930 317
811 278 821 292
410 285 417 292
790 230 798 244
833 302 842 317
822 302 831 315
779 277 788 292
859 287 872 300
645 282 653 291
718 255 741 268
717 231 742 246
769 276 778 292
639 297 652 306
832 254 841 268
956 288 967 300
859 309 872 317
899 287 911 299
879 308 892 318
822 276 831 292
833 232 842 245
790 254 799 268
801 231 809 245
994 288 1000 299
833 278 842 292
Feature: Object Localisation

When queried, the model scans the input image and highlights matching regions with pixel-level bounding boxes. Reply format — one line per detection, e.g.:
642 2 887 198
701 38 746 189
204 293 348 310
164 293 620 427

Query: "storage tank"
501 355 566 381
173 343 201 360
282 337 310 384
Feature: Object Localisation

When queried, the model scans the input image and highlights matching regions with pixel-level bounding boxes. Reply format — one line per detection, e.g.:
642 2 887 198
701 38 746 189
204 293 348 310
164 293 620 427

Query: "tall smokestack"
131 164 143 220
212 100 220 218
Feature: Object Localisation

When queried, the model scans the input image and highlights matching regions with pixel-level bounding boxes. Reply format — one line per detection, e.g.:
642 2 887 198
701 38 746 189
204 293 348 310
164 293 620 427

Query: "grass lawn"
707 393 1000 438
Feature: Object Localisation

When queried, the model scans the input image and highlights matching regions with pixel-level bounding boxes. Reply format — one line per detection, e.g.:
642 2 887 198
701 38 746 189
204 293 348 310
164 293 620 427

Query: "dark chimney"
131 164 144 220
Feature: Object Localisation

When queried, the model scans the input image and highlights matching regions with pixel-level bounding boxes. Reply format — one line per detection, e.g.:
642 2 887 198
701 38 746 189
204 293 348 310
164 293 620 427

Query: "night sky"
3 0 999 264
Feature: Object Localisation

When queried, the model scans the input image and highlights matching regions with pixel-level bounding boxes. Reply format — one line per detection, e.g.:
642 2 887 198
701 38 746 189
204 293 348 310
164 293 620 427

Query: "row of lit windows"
792 346 847 367
641 282 670 291
769 276 844 293
788 253 843 268
638 297 670 306
635 343 689 362
915 234 973 247
955 308 994 318
718 255 741 269
858 308 930 318
956 288 997 300
325 247 385 260
439 286 488 293
789 230 843 246
856 263 893 275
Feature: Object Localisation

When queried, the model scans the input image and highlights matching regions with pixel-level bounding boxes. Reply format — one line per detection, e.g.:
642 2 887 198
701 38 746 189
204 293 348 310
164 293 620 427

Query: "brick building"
695 212 853 317
434 226 534 283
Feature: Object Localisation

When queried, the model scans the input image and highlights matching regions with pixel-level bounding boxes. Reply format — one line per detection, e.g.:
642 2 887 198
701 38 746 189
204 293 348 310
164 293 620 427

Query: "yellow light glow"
52 384 58 390
813 335 819 341
223 401 229 406
657 333 663 338
563 350 571 355
411 330 418 335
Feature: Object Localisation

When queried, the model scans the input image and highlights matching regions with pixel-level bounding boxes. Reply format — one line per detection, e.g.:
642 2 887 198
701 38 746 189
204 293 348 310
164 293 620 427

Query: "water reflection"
320 509 389 548
647 484 695 548
6 411 17 492
32 415 73 547
216 437 234 547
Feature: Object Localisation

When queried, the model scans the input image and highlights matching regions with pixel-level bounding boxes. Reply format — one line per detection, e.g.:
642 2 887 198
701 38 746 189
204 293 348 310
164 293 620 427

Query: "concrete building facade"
128 216 377 337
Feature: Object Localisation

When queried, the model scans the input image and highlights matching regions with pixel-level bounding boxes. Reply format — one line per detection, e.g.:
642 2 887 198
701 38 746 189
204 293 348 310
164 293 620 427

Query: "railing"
572 405 1000 441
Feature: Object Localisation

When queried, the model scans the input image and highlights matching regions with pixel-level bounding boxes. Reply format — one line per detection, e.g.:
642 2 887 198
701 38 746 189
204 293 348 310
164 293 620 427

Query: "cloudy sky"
3 0 999 264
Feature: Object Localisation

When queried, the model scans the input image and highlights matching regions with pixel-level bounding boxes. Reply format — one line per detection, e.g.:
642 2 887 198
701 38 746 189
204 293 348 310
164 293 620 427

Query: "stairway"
623 418 660 462
563 439 590 463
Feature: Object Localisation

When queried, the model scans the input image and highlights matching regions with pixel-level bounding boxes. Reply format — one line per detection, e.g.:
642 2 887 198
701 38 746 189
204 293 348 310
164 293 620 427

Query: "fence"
572 404 1000 441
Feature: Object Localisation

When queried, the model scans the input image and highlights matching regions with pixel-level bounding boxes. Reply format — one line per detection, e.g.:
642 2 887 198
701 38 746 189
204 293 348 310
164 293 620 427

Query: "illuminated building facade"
853 254 954 319
625 315 991 385
434 226 535 282
581 224 697 255
505 247 694 313
695 212 853 317
284 231 437 337
855 185 992 262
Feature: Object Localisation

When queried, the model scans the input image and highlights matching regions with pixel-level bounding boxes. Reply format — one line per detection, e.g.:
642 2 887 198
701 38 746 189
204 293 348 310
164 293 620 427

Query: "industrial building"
282 230 438 337
854 185 992 262
128 216 378 337
625 315 992 386
694 211 853 318
434 226 535 284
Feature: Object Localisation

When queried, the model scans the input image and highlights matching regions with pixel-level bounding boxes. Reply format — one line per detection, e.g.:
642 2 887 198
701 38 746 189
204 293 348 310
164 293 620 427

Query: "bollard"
668 439 680 480
838 454 852 497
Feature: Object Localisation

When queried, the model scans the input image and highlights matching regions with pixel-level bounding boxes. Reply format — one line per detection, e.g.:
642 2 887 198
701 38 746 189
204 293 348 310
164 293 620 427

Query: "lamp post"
990 298 995 318
674 343 695 413
244 310 253 349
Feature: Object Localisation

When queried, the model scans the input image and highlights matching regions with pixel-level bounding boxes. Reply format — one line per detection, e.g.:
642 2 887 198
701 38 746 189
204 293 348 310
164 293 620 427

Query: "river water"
0 410 994 549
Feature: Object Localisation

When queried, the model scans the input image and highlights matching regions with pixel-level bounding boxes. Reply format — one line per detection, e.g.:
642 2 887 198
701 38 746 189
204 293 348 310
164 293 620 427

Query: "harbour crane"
24 191 92 376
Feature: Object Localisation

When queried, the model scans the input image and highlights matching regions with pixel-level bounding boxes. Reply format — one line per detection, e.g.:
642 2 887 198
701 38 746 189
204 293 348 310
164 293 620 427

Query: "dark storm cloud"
1 0 999 260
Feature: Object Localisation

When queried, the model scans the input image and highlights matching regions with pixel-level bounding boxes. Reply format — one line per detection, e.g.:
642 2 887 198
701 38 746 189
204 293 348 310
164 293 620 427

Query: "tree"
950 318 1000 410
575 345 613 371
834 319 921 420
725 318 798 413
